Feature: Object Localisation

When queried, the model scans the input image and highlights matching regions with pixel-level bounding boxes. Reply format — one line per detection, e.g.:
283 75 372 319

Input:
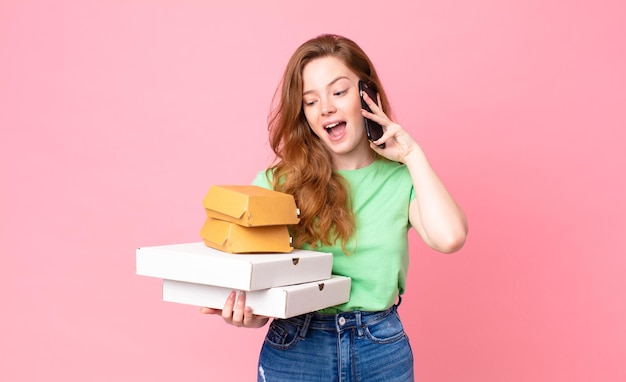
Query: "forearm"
404 146 468 253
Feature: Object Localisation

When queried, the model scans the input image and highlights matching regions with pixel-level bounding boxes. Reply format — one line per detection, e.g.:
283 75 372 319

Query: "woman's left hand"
360 91 419 163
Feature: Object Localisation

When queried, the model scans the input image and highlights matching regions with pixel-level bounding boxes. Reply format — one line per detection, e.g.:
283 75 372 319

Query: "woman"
202 34 468 381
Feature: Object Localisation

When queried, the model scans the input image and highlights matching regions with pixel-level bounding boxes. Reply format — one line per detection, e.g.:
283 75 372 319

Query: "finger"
242 306 263 326
370 140 387 154
199 307 221 315
361 91 385 114
231 291 246 325
371 123 400 144
375 124 400 145
383 123 403 138
243 307 270 328
221 290 236 321
361 108 389 126
361 91 378 111
243 306 255 327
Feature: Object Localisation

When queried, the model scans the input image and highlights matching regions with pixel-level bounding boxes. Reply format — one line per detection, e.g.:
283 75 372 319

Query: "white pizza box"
136 242 333 291
162 275 352 319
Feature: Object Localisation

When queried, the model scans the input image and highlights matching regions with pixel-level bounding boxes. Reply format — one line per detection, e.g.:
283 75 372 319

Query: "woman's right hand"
199 290 270 328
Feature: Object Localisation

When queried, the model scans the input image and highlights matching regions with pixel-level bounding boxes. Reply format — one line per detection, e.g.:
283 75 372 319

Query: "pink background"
1 1 625 381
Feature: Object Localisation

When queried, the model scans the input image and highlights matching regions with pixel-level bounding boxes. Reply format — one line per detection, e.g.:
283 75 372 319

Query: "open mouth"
325 122 346 137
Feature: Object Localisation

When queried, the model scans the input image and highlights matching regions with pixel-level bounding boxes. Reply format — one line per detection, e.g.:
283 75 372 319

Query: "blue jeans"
257 302 414 381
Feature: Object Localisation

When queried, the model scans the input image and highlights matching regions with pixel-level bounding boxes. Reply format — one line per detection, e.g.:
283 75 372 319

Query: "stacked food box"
136 185 351 318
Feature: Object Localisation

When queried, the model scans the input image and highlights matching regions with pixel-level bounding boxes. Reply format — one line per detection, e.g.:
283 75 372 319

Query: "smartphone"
359 80 385 148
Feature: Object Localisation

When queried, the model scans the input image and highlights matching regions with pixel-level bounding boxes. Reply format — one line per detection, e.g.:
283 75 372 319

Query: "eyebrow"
302 76 350 96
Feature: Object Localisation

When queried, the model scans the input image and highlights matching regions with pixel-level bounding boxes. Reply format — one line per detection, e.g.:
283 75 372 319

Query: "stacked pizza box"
136 185 351 318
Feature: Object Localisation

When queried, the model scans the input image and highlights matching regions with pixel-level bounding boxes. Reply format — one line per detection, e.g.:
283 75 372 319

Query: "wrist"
401 143 424 163
402 145 431 172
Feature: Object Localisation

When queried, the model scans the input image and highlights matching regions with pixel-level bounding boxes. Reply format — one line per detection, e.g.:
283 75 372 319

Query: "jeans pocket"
364 311 407 344
263 318 302 350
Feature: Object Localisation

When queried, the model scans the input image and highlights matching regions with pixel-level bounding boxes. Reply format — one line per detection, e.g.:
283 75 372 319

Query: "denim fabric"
257 304 414 382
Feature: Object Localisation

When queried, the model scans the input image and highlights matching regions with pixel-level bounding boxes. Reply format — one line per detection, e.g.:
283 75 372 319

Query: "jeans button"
338 317 346 326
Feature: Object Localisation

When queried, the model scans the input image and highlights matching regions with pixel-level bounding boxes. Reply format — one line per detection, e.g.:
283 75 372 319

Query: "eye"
303 99 317 107
333 89 347 97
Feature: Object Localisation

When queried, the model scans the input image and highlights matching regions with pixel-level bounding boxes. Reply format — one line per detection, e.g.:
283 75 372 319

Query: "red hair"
266 34 391 252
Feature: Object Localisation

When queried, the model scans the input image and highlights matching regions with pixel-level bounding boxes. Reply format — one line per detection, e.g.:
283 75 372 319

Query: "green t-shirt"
252 158 415 312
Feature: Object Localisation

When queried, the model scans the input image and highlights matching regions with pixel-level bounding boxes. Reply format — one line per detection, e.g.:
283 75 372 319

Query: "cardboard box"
203 185 300 227
136 242 333 291
200 216 293 253
162 275 351 319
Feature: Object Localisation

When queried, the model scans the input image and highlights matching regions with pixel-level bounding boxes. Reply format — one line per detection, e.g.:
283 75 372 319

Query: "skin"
201 56 468 328
300 56 373 170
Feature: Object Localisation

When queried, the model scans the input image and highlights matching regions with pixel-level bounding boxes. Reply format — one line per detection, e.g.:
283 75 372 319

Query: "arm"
403 146 468 253
361 93 468 253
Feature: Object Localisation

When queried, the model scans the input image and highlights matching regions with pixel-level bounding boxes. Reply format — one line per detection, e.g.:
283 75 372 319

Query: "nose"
320 96 336 116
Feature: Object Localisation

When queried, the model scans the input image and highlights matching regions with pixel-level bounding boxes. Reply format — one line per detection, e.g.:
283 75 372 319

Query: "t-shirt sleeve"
251 170 273 190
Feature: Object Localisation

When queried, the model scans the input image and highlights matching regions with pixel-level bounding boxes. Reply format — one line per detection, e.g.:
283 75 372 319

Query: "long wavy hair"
266 34 391 252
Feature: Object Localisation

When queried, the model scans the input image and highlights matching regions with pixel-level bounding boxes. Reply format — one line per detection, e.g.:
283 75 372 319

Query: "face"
301 56 372 168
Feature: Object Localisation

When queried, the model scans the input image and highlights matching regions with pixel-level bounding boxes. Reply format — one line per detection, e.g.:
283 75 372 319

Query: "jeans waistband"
281 297 401 338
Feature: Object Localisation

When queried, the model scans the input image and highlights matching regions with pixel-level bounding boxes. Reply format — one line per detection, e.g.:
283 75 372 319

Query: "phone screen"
358 80 385 148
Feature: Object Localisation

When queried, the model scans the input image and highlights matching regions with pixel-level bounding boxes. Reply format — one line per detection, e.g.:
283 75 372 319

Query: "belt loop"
298 314 313 339
355 311 364 337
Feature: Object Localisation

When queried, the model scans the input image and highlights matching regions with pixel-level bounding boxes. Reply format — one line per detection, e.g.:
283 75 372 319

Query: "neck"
333 150 376 170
